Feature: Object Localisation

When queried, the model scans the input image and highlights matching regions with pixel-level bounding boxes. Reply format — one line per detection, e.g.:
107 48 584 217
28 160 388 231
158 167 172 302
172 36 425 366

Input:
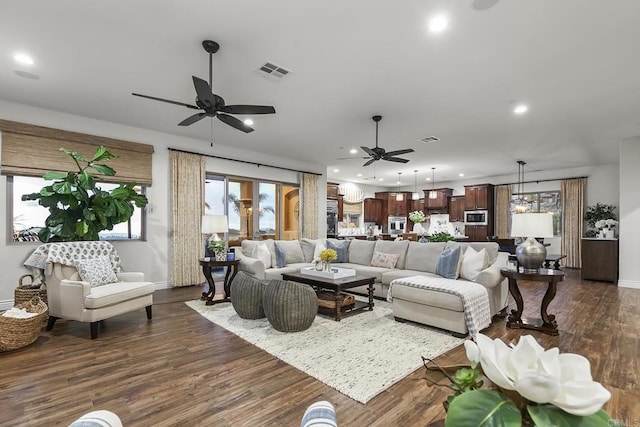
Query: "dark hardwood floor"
1 270 638 426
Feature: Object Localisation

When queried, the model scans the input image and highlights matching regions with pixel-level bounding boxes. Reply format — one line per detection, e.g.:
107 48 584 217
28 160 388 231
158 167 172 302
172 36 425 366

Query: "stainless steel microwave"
464 210 488 225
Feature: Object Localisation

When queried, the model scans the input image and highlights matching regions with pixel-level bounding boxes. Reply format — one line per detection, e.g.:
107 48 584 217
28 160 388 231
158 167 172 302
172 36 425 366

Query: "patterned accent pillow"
300 401 337 427
370 251 400 268
435 246 463 279
326 240 348 263
74 256 119 287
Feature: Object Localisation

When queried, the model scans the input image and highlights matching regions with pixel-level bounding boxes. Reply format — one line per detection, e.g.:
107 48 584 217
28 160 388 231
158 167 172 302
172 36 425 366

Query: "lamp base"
515 237 547 273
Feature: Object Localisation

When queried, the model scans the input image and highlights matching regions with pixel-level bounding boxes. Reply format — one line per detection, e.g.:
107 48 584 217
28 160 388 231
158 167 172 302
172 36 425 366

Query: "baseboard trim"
617 280 640 289
154 281 171 290
0 300 13 310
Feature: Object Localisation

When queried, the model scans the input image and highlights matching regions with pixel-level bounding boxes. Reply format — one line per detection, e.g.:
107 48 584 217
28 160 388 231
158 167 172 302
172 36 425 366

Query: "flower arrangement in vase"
318 248 337 271
409 210 427 235
595 219 618 239
424 333 617 426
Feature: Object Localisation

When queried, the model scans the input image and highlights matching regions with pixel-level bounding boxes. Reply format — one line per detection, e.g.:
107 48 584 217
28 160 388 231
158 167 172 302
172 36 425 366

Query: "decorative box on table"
300 267 356 280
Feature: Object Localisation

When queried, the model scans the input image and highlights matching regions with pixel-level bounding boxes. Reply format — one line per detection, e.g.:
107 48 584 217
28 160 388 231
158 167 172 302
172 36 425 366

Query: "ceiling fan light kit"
132 40 275 134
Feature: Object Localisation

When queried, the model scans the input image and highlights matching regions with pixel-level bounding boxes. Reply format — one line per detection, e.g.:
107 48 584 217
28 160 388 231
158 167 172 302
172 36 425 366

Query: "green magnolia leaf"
52 181 73 194
528 405 621 427
75 221 89 237
40 187 56 197
92 145 118 162
60 148 87 162
42 171 69 180
78 170 93 189
90 164 116 176
445 390 521 427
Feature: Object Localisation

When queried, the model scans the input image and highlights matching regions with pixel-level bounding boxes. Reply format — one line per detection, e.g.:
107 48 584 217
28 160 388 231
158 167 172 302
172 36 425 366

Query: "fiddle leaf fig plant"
22 146 148 242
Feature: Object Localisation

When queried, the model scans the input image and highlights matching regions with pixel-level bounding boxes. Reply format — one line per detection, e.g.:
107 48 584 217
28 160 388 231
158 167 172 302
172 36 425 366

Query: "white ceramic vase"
413 223 425 235
605 229 614 239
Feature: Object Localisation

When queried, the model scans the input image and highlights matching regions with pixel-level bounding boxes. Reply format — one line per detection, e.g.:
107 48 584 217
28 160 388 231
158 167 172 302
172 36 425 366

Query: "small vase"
413 223 425 235
322 261 332 272
605 229 614 239
214 250 226 262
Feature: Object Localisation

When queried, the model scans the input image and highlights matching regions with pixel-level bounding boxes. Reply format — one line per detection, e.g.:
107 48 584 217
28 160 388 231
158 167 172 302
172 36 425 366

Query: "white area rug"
185 298 463 404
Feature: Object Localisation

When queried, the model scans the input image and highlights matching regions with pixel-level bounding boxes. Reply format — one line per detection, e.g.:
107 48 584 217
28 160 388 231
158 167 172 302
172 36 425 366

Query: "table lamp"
510 213 554 273
201 214 229 254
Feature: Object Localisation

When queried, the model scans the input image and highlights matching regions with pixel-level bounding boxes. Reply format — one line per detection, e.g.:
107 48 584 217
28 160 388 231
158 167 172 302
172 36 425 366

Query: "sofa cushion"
373 240 410 269
300 238 323 262
251 243 272 269
326 240 349 262
381 269 441 286
275 240 305 264
460 246 488 281
405 241 447 272
390 280 465 312
446 241 499 265
371 251 400 268
74 256 118 287
274 242 287 267
347 239 377 265
313 242 327 261
332 263 388 283
435 246 463 279
85 281 155 309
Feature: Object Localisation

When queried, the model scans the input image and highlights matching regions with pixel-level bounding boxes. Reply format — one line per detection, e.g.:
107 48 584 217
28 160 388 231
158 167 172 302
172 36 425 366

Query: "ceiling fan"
132 40 275 133
360 115 414 167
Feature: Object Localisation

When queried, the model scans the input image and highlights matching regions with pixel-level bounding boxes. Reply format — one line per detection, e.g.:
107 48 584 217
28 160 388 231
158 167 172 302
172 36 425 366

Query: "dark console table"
500 268 565 336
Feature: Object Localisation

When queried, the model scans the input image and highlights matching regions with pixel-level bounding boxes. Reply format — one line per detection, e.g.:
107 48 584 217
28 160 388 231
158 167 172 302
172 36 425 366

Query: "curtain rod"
497 175 588 186
167 147 323 176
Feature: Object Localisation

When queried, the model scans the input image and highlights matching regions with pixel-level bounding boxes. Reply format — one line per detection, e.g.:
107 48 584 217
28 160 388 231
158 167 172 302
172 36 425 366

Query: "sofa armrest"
475 252 508 289
234 248 266 279
116 272 145 282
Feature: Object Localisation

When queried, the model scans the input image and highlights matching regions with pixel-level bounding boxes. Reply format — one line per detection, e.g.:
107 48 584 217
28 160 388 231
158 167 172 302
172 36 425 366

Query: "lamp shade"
201 214 228 234
510 213 553 238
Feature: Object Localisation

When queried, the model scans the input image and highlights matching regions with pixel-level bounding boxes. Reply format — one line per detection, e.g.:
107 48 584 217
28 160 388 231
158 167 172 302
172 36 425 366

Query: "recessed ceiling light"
357 173 362 177
428 14 448 33
459 173 464 177
14 53 34 65
333 169 339 173
243 118 254 126
513 104 528 115
379 178 384 181
426 177 431 181
350 148 357 154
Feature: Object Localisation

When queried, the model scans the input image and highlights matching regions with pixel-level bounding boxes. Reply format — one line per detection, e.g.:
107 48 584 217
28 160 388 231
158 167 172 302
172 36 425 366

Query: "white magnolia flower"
605 219 618 228
595 219 607 229
466 334 611 416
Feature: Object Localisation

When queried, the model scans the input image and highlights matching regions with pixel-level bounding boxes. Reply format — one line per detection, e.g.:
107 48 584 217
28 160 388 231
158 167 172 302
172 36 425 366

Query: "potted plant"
584 203 617 238
22 146 148 242
409 210 427 235
207 239 228 261
428 231 455 242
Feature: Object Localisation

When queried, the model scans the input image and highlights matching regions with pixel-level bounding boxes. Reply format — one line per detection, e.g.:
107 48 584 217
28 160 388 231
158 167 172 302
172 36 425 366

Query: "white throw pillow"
460 247 488 281
252 243 272 269
74 256 119 287
313 243 327 261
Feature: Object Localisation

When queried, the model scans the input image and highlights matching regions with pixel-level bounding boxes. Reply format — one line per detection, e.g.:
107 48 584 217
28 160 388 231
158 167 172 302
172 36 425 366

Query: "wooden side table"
500 268 565 336
199 259 240 306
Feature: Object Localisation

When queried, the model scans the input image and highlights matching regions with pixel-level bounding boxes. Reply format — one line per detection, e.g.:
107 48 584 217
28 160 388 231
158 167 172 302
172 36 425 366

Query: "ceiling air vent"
418 136 440 144
257 62 291 81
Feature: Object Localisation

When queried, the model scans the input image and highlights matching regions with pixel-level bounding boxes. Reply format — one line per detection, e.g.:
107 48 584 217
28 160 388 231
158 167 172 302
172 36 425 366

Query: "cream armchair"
45 262 155 339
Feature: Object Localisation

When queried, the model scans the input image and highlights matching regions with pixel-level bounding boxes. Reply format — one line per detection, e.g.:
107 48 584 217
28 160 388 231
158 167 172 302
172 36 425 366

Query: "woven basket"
15 274 47 305
0 296 48 352
316 291 355 309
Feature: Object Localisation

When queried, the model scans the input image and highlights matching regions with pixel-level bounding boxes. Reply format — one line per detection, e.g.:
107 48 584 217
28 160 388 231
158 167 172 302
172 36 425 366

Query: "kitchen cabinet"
377 192 412 216
581 239 619 282
327 183 340 199
363 198 383 223
464 184 494 210
424 188 453 211
465 225 489 242
410 199 424 214
448 196 466 222
337 195 344 219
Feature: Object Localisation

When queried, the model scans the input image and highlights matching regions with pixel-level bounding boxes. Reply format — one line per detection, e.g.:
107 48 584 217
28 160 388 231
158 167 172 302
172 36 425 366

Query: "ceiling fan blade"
361 146 376 156
217 113 254 133
131 93 199 110
384 157 410 163
363 159 376 167
384 148 415 157
222 105 276 115
192 76 216 108
178 113 208 126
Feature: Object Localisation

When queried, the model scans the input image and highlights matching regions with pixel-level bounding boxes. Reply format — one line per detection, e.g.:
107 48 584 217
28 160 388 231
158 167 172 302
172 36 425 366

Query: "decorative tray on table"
300 267 356 279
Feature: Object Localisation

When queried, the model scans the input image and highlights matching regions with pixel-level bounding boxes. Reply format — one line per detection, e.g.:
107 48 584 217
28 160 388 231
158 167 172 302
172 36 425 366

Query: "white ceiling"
2 0 639 187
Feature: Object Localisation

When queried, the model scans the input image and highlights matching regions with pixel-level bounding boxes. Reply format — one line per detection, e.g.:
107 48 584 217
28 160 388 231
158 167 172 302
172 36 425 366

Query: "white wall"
618 137 640 289
0 100 325 306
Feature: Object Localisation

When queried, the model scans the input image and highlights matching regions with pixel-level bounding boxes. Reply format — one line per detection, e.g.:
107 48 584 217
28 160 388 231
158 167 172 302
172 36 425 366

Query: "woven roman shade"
0 120 153 185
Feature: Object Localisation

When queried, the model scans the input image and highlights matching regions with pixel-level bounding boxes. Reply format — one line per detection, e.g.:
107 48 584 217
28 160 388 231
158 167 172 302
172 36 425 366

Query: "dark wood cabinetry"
424 188 453 211
465 225 489 242
465 184 494 210
363 198 384 224
327 183 340 199
337 196 344 218
448 196 466 222
410 199 424 214
581 239 619 282
376 192 411 216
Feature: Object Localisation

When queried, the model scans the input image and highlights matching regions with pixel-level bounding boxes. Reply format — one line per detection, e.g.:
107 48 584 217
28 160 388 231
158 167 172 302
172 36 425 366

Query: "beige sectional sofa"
233 238 509 335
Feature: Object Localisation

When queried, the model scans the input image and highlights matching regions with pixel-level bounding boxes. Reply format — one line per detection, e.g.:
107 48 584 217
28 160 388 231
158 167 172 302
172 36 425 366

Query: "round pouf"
230 272 268 319
263 279 318 332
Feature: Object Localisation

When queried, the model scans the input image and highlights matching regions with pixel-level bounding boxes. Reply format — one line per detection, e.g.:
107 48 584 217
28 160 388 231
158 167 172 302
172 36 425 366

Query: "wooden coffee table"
281 272 375 321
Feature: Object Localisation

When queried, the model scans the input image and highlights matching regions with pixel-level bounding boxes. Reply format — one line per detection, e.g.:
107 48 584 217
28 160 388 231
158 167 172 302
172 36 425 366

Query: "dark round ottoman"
263 279 318 332
230 272 268 319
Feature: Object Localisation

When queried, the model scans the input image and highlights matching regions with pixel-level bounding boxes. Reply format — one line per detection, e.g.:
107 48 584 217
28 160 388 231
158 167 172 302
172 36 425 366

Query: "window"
205 173 299 244
10 176 145 243
510 191 562 236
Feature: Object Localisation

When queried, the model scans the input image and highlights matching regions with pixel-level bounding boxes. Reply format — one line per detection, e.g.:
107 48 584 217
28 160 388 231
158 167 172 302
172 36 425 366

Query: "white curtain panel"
561 177 586 268
300 173 319 239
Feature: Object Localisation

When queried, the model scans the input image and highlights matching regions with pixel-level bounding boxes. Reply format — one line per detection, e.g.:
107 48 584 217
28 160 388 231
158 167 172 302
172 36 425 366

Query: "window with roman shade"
0 120 153 185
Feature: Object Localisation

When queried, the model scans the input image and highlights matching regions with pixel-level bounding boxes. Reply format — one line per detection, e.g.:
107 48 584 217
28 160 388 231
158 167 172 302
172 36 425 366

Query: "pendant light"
396 172 404 201
428 167 437 199
412 170 420 200
515 160 528 213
